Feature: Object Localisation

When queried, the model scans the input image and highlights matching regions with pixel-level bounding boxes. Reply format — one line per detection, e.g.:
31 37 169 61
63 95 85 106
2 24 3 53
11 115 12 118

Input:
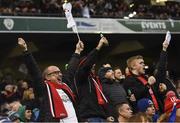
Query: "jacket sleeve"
79 49 98 71
22 51 44 97
154 50 167 86
76 49 99 84
63 53 80 92
101 84 115 118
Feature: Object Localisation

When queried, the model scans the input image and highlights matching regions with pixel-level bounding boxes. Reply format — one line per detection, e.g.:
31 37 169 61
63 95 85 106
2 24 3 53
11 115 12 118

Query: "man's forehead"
115 70 122 74
6 84 13 88
135 59 144 63
121 104 130 109
137 58 144 61
48 66 61 71
115 69 121 72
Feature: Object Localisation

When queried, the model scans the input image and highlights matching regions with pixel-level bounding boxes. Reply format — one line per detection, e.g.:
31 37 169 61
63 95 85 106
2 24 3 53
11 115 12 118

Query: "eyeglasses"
107 70 113 73
47 71 61 76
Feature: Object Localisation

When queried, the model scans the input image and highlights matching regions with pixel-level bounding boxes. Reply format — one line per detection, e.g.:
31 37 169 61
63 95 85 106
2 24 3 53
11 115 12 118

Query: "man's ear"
131 61 137 70
131 65 136 70
118 108 122 115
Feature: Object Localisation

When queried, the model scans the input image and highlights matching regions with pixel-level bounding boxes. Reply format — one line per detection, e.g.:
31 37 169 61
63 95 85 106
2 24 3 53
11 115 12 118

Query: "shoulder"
124 76 138 82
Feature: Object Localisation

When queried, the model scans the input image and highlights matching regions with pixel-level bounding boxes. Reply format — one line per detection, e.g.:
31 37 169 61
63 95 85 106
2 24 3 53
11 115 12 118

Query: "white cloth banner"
63 2 77 33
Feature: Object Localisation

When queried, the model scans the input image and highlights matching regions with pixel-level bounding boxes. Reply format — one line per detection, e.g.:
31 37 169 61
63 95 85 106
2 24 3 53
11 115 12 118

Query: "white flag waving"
63 2 77 33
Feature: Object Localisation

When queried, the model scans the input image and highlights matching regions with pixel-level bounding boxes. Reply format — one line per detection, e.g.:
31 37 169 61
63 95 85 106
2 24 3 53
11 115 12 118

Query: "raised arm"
76 37 109 85
154 41 169 85
79 36 109 71
63 40 84 85
18 38 44 97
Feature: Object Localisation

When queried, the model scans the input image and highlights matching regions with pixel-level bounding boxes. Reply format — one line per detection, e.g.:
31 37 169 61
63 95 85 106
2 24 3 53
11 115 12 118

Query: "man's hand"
129 94 136 102
96 37 109 50
75 40 84 54
148 76 156 85
18 38 28 51
162 41 169 51
106 116 114 122
1 91 7 96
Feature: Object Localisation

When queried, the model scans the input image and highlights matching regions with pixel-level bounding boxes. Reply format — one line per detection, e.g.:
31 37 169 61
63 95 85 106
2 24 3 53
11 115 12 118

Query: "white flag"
63 2 77 32
164 31 171 44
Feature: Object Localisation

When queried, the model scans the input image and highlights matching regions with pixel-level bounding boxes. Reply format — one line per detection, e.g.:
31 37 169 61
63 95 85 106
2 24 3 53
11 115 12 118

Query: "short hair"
115 102 129 118
128 112 151 122
23 89 34 100
127 55 143 70
113 66 121 71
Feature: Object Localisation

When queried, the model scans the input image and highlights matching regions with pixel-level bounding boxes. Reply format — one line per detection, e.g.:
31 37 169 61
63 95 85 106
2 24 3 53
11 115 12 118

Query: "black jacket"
23 51 80 122
123 74 155 108
76 49 107 120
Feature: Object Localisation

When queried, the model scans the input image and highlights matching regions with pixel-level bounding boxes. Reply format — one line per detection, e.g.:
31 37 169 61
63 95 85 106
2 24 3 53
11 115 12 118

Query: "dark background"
0 33 180 80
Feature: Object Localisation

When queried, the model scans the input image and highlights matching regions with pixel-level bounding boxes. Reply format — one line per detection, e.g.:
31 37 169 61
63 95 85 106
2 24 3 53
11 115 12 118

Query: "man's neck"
118 116 127 122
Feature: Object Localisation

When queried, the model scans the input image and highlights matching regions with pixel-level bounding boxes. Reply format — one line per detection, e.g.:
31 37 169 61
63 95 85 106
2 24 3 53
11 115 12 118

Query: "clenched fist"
18 38 28 51
148 76 156 85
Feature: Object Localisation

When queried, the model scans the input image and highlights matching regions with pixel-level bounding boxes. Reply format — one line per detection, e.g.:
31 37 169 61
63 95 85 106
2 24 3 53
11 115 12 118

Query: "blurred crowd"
0 0 180 19
132 1 180 19
0 72 40 122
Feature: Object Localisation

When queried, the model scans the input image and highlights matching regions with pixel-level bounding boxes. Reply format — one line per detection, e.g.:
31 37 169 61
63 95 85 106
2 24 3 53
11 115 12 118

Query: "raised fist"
148 76 156 85
75 40 84 54
99 37 109 46
18 38 28 51
96 37 109 50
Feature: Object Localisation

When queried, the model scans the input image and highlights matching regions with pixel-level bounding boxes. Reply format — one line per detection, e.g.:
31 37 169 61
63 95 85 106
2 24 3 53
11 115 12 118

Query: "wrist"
148 82 152 86
163 47 167 51
75 50 80 54
96 44 102 50
24 47 28 52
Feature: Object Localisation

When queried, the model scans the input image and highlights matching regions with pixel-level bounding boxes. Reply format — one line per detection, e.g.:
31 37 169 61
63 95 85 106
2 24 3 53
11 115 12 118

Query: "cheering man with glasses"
18 38 84 122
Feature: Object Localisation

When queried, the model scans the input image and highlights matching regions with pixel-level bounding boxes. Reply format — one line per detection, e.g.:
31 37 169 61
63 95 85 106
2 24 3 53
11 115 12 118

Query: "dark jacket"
98 67 128 117
22 51 80 122
123 74 155 109
76 49 107 120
